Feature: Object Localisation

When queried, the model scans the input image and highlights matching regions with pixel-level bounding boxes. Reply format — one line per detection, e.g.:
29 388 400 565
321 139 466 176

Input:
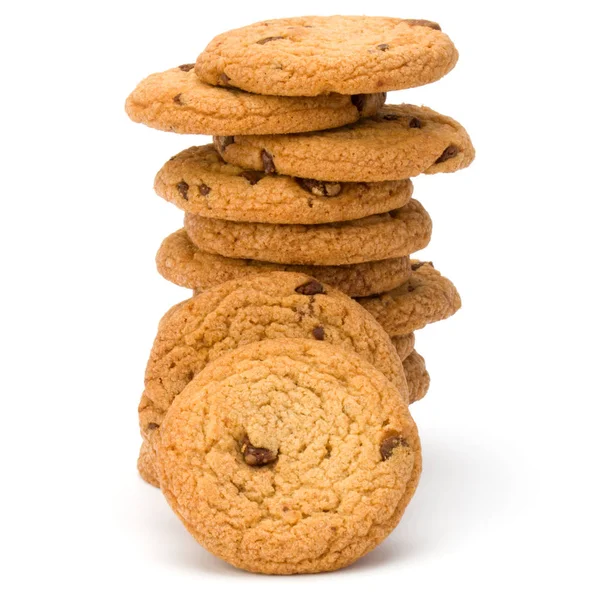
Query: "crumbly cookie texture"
195 16 457 96
125 65 385 135
140 272 409 448
404 350 430 403
137 440 159 487
156 338 422 574
157 229 412 297
392 333 416 361
155 145 413 224
358 261 461 336
214 104 474 182
183 199 431 266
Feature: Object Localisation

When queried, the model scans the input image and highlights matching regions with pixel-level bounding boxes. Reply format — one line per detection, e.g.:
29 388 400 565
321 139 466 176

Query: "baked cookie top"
358 261 462 336
156 229 412 297
155 145 413 224
195 16 458 96
156 338 422 574
140 272 408 442
183 199 432 266
214 104 475 182
125 65 384 135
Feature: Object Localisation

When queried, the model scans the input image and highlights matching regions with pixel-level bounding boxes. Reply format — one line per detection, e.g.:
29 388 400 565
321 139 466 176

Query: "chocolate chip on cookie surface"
195 16 457 96
156 338 422 574
125 66 385 135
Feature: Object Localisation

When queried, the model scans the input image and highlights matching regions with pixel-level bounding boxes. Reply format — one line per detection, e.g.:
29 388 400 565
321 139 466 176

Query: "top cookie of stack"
126 16 459 135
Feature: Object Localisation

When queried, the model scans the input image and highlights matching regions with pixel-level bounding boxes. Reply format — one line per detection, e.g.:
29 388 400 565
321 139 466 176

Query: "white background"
1 1 599 598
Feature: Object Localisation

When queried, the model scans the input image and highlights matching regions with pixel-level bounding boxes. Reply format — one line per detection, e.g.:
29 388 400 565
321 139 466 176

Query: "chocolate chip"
218 73 231 86
147 422 159 431
261 150 276 174
312 326 325 340
380 435 408 461
178 64 195 72
199 184 211 196
176 181 189 200
409 117 422 128
240 436 277 466
215 136 235 154
173 93 183 105
376 43 390 51
406 285 415 292
256 36 285 44
295 280 325 295
296 178 342 197
411 261 433 271
351 94 366 113
404 19 442 31
435 145 459 164
382 114 400 121
240 171 265 185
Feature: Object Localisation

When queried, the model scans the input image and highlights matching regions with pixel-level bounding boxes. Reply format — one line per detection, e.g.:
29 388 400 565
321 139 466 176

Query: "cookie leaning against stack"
125 14 474 575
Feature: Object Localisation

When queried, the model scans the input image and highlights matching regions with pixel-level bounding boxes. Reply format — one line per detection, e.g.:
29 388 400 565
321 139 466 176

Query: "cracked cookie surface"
184 199 431 265
155 145 412 223
156 338 421 574
125 66 384 135
404 350 430 403
214 104 474 182
358 261 461 336
157 229 412 297
140 272 408 450
195 16 457 96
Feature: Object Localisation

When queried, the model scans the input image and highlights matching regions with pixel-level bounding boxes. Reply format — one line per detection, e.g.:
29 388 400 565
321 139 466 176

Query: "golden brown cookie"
392 333 416 361
125 65 385 135
195 16 457 96
358 261 461 336
157 229 412 297
404 350 430 403
156 338 422 574
140 272 409 449
137 440 159 487
183 199 431 265
155 145 413 224
214 104 474 182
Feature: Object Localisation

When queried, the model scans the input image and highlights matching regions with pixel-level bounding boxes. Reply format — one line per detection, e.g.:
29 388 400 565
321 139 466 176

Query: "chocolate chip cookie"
195 16 457 96
156 229 413 297
137 440 159 487
404 350 430 403
214 104 474 182
156 338 422 574
140 272 409 450
155 145 413 223
183 199 431 265
358 261 461 336
125 65 384 135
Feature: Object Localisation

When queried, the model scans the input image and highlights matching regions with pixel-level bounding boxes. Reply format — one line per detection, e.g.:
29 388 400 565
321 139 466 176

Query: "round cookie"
155 145 413 224
125 65 385 135
156 338 422 574
140 272 409 448
392 333 416 361
214 104 474 182
137 440 159 487
195 16 457 96
404 350 430 404
157 229 412 298
358 261 461 336
183 199 432 265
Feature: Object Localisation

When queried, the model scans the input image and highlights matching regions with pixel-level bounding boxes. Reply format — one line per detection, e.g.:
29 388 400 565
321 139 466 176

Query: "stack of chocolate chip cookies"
126 15 474 575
